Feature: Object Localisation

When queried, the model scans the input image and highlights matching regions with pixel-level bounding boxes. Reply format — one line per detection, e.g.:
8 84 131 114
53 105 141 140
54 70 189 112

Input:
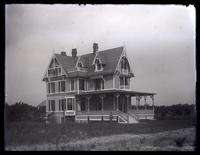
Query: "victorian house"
42 43 156 124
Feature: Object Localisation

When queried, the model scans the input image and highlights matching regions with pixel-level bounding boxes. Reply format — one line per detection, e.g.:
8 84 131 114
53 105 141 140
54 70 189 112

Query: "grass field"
4 119 196 150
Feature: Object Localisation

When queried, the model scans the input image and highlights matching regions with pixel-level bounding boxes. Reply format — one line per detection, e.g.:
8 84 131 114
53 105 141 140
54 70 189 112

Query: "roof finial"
123 41 126 54
123 41 126 48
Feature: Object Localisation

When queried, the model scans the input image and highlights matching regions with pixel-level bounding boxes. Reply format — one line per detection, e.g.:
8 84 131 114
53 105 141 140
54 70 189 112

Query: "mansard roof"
54 46 124 77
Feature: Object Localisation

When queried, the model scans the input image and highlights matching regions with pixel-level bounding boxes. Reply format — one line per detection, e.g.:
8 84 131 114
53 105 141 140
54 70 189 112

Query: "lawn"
4 119 195 148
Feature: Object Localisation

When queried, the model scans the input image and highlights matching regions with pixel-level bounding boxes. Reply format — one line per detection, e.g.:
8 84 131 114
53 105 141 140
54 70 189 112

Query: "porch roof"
76 89 156 97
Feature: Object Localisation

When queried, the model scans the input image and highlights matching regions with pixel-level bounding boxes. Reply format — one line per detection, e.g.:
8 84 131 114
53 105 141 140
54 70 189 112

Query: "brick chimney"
93 43 98 54
61 51 66 56
72 48 77 58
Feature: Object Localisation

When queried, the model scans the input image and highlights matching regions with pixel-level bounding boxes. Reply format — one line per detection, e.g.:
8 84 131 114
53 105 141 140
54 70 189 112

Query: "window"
120 77 124 86
79 79 85 90
59 99 66 111
125 78 129 85
94 79 104 90
95 59 102 71
48 83 51 94
120 57 130 72
59 81 65 92
48 100 51 111
48 69 54 77
50 82 55 93
49 100 55 111
67 98 73 110
48 82 55 94
48 67 61 77
70 79 75 91
77 62 83 68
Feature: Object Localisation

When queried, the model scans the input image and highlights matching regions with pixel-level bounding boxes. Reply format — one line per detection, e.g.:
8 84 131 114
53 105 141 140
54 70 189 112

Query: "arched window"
120 57 130 72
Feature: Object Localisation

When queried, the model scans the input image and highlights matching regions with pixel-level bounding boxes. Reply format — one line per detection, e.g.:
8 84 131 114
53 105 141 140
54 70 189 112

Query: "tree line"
4 102 196 123
4 102 44 123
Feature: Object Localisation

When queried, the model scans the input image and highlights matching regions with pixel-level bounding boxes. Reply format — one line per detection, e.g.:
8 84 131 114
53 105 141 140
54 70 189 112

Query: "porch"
75 89 156 123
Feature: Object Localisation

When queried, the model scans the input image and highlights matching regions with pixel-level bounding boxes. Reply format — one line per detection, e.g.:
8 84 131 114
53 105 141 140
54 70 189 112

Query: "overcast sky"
6 4 196 106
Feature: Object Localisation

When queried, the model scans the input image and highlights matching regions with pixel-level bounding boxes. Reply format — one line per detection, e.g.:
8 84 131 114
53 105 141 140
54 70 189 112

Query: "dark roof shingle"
54 46 124 77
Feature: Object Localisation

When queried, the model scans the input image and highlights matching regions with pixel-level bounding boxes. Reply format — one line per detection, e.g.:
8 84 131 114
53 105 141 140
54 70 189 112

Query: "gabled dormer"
75 57 84 70
43 54 66 80
94 58 103 72
115 48 134 77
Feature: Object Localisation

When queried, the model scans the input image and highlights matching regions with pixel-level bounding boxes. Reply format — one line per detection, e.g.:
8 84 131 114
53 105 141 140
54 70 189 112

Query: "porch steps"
117 111 139 124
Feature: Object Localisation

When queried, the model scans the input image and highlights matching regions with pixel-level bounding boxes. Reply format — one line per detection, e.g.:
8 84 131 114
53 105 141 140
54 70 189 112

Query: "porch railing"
76 110 118 121
130 109 154 115
76 110 117 116
116 110 129 123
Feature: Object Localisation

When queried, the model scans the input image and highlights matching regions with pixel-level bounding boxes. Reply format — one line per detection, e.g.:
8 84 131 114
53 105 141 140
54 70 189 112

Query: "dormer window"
47 57 62 77
120 56 130 74
95 58 103 71
77 62 83 68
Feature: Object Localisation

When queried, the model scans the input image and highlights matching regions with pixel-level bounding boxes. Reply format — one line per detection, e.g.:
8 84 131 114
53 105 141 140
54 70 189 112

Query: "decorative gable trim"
114 46 134 75
92 52 102 65
42 54 68 81
94 58 103 72
75 56 84 68
42 54 55 80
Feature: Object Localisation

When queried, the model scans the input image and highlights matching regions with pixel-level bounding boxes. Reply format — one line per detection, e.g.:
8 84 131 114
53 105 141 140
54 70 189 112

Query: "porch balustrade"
76 110 117 116
130 109 154 115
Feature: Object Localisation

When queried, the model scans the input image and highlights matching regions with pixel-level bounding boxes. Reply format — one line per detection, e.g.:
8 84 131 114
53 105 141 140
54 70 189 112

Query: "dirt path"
5 127 196 151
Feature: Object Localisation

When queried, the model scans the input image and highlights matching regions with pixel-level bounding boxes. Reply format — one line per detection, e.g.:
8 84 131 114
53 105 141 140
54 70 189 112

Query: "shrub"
175 137 186 147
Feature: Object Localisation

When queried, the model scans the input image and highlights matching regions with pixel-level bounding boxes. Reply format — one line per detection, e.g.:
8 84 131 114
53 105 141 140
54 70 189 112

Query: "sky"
5 4 196 106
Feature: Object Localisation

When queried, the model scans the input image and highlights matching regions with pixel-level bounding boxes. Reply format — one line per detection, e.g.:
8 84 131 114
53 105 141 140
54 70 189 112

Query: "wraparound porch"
74 89 156 123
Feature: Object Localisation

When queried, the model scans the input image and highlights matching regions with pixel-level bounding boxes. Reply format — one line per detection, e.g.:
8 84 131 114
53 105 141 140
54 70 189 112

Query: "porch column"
144 96 147 111
115 94 120 111
76 98 80 111
86 96 91 112
126 94 130 112
150 95 155 114
136 96 138 112
136 96 141 112
100 95 105 112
